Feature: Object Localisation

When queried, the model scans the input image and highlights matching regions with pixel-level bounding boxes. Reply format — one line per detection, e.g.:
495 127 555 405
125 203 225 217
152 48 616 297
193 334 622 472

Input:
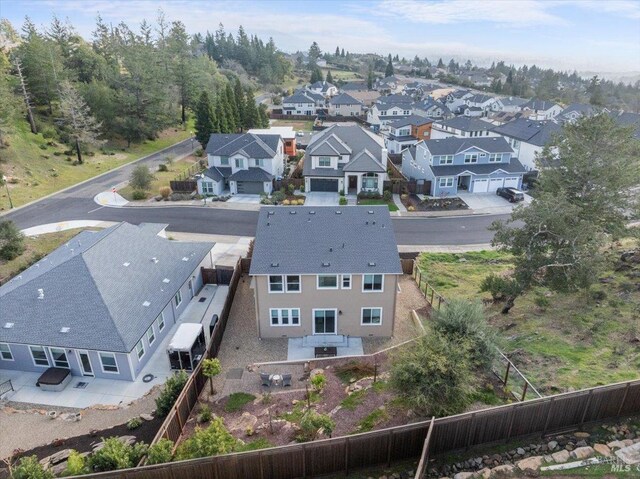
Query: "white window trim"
174 290 182 307
268 275 284 293
99 351 119 374
135 340 145 360
146 326 156 346
317 156 332 168
312 308 338 335
362 274 384 293
317 274 339 290
29 345 50 367
49 347 70 369
269 308 301 327
285 275 302 293
156 312 165 332
341 274 352 290
439 177 454 188
464 153 478 164
489 153 502 163
361 307 383 326
0 343 14 361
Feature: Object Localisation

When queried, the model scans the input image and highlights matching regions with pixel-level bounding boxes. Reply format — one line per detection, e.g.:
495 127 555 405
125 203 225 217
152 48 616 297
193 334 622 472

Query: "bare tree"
13 59 37 134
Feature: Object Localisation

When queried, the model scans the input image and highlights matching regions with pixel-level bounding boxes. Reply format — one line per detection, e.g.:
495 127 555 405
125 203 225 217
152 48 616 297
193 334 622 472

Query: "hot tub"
37 367 72 392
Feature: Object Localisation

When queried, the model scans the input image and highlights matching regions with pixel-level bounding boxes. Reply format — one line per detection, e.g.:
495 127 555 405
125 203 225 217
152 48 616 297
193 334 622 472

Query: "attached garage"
310 178 339 192
503 177 520 188
488 178 504 192
472 179 488 193
236 181 265 194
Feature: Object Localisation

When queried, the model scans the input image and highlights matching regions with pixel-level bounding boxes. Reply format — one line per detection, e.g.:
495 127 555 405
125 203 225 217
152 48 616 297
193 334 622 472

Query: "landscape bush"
310 373 327 392
88 437 147 472
272 190 285 203
0 220 26 261
383 189 392 202
157 163 169 172
64 450 87 476
296 411 335 442
131 190 147 201
155 370 189 417
197 404 212 423
146 439 174 465
174 418 238 460
202 358 222 395
339 196 347 206
10 455 54 479
159 186 171 199
129 165 154 191
126 417 142 430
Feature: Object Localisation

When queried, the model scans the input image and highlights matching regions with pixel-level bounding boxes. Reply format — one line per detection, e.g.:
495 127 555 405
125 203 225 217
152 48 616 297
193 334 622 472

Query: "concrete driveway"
458 192 531 213
226 194 261 204
304 192 340 206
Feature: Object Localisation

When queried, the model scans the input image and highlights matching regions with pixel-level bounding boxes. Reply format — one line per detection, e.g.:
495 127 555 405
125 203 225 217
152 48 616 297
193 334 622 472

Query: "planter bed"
401 194 469 212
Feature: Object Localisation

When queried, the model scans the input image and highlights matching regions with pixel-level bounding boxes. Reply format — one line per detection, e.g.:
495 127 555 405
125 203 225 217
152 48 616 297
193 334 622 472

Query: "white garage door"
488 178 504 192
503 177 519 188
472 179 489 193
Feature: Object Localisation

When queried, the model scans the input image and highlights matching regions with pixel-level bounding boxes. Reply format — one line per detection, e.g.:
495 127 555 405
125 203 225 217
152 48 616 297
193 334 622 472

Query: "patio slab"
287 337 364 360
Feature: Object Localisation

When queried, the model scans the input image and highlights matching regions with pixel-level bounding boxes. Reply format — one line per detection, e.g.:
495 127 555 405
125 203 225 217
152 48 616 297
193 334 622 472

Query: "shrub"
339 189 345 196
132 190 147 201
589 289 607 302
534 294 551 309
146 438 174 465
64 450 87 476
126 417 142 430
297 411 335 442
310 373 327 392
39 143 48 150
383 190 392 202
407 205 415 211
339 196 348 206
202 358 221 395
480 274 522 302
272 191 285 203
194 148 204 157
299 185 305 192
174 418 238 460
334 361 375 383
129 165 154 191
297 199 305 205
10 456 54 479
0 220 26 261
288 183 295 194
40 126 57 139
197 404 212 424
157 164 169 172
282 199 290 205
155 370 188 417
159 186 171 199
88 437 147 472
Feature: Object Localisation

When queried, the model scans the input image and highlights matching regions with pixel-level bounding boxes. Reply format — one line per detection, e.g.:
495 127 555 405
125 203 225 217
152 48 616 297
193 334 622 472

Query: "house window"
439 155 453 165
268 275 284 293
219 157 229 166
29 346 49 367
0 343 13 361
235 158 243 168
511 139 520 149
464 153 478 163
146 325 156 346
317 275 338 289
156 312 165 332
255 159 265 167
50 347 69 368
202 182 215 194
439 177 454 188
135 340 145 360
99 352 119 373
174 290 182 307
363 274 383 292
342 274 351 289
318 156 331 167
362 307 382 325
286 275 301 292
489 153 502 162
362 173 378 190
270 308 301 326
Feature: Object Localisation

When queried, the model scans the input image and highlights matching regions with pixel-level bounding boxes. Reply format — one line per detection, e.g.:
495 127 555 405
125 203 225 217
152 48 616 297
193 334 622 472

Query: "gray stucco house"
401 137 525 196
249 206 402 339
0 223 214 382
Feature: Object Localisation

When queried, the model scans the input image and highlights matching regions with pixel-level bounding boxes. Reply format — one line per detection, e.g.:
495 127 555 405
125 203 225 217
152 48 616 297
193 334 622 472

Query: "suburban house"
366 94 414 130
328 93 364 117
558 103 605 124
0 223 214 382
611 111 640 140
340 81 368 92
249 126 297 157
249 206 402 339
197 132 285 196
412 97 452 119
500 96 528 113
493 118 562 171
445 89 473 110
308 80 338 98
375 75 405 94
521 99 563 120
282 90 325 116
303 124 387 194
401 136 525 196
462 94 503 116
431 116 498 139
385 115 434 153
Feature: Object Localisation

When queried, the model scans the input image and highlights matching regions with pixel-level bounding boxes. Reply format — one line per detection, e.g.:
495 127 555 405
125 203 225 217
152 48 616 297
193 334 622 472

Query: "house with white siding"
521 99 563 120
431 117 498 139
493 118 562 171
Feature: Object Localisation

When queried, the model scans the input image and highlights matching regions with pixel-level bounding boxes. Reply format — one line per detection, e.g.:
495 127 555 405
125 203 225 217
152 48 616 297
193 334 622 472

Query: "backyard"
416 245 640 393
270 118 314 131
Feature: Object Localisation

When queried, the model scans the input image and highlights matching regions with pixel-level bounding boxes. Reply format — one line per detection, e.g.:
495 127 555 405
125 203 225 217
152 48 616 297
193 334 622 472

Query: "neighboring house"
493 118 562 171
500 96 528 113
611 111 640 140
328 93 364 117
366 94 414 130
385 115 434 154
249 206 402 339
521 99 563 120
340 81 368 92
0 222 214 382
375 75 405 94
460 71 492 87
198 133 285 196
309 80 338 98
401 136 525 196
303 124 387 194
249 127 297 157
282 90 325 115
346 89 381 107
463 94 503 115
445 89 473 110
558 103 605 124
431 116 498 139
412 97 452 119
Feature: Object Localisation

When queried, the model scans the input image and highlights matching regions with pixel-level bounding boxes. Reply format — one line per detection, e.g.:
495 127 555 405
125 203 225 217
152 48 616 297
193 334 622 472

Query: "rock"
117 435 136 446
230 412 258 433
570 446 595 460
489 464 514 478
543 455 553 463
615 442 640 465
59 412 82 422
593 443 611 456
576 439 587 447
547 440 558 451
574 431 590 439
310 368 324 378
516 456 544 474
516 447 525 456
623 439 634 447
453 473 474 479
48 448 72 465
474 468 491 479
608 440 627 450
50 462 68 476
551 450 570 463
140 413 154 421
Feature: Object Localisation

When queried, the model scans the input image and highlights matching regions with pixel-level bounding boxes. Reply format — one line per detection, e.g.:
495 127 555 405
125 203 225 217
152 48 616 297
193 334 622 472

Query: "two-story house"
197 133 285 196
366 94 414 131
249 206 402 341
493 118 562 171
385 115 434 154
461 94 503 116
445 89 473 111
308 80 338 98
412 97 452 119
375 75 405 94
328 93 364 117
282 90 326 116
303 125 387 194
401 136 525 196
430 116 499 139
500 96 528 113
557 103 606 124
521 99 563 120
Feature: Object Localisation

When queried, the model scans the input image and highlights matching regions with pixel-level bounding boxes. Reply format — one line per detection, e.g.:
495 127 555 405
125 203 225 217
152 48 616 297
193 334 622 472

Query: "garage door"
236 181 264 194
310 178 339 192
488 178 504 192
503 177 519 188
472 179 488 193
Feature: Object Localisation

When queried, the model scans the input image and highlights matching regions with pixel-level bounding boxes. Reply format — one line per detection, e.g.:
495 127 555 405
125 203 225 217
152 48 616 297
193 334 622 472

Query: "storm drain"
198 297 207 303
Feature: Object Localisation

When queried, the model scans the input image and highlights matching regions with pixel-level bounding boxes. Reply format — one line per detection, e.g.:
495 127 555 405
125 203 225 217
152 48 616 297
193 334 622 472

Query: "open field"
0 118 194 210
417 245 640 393
322 68 362 81
270 119 314 131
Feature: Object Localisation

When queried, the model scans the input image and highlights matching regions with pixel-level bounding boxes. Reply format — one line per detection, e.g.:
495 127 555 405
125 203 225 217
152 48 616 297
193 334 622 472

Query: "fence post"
414 417 435 479
580 389 594 425
430 288 434 305
520 382 528 402
616 383 631 417
386 429 393 467
503 362 511 386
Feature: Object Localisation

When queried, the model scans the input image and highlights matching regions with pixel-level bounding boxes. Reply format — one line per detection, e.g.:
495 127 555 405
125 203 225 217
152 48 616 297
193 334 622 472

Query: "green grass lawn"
118 155 201 200
322 68 362 81
270 119 314 131
417 246 640 393
357 198 399 212
224 392 256 413
0 118 194 210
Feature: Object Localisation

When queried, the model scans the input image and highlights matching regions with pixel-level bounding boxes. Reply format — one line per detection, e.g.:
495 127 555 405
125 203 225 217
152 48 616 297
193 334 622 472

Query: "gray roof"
376 93 414 110
329 93 363 106
341 81 368 91
283 91 316 104
387 114 433 128
500 96 528 108
559 103 599 118
250 206 402 275
522 99 560 111
343 150 386 172
203 166 228 182
611 111 640 139
431 158 526 177
423 137 513 155
493 118 562 146
229 167 273 182
467 94 496 104
449 89 471 99
310 80 336 92
434 116 495 132
206 133 280 159
0 223 213 353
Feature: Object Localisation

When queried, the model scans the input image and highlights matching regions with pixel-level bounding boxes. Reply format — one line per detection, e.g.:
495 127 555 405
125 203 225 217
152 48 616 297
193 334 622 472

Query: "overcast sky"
2 0 640 73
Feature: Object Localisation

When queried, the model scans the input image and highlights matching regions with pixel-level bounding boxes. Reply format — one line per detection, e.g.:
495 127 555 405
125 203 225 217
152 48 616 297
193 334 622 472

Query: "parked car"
496 187 525 203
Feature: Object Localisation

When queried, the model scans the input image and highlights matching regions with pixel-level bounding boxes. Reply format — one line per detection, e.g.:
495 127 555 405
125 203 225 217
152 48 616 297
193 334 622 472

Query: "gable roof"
500 96 528 108
434 116 495 132
341 81 368 91
206 133 280 159
250 206 402 275
228 167 273 182
467 93 497 104
0 223 213 353
329 92 363 106
387 114 434 128
283 90 317 104
310 80 336 92
611 111 640 140
431 158 526 176
423 136 513 155
493 118 562 146
342 149 386 172
522 99 560 111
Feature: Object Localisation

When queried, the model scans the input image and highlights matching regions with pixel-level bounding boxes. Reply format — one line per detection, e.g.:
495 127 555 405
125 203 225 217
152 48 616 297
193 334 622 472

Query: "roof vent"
368 262 376 267
322 262 330 267
38 289 44 300
329 247 333 252
151 257 159 264
182 257 189 262
123 262 130 267
163 278 170 283
268 210 275 216
60 327 70 333
335 210 342 215
368 210 374 214
271 262 279 267
309 211 316 215
3 322 14 329
289 210 297 215
143 301 151 307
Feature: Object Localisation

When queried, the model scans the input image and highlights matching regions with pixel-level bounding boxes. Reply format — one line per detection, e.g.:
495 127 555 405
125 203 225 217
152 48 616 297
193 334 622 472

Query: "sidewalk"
21 221 118 236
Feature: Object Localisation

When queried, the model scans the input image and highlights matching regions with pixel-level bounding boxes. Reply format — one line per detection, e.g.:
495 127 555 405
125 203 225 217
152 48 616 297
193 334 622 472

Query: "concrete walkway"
21 221 118 236
393 194 407 212
94 190 129 207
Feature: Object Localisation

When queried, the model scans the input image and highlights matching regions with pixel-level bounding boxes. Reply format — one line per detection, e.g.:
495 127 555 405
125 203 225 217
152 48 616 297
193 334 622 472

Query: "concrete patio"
226 194 261 204
286 336 364 360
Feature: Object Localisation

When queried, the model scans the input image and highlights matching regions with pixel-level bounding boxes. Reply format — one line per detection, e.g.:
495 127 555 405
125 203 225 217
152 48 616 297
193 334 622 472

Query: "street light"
2 175 13 209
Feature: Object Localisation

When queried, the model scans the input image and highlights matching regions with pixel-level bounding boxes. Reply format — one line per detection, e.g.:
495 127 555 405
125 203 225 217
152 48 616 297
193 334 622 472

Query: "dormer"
230 154 249 173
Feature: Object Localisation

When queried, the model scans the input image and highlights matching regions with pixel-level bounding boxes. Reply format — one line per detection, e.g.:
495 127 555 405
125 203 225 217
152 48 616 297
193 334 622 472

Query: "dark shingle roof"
0 223 213 352
493 118 562 146
522 99 560 111
250 207 402 275
228 167 273 181
431 158 526 176
206 133 280 159
387 114 433 128
341 81 367 91
329 92 363 106
423 137 513 155
434 116 495 132
283 91 317 104
611 111 640 139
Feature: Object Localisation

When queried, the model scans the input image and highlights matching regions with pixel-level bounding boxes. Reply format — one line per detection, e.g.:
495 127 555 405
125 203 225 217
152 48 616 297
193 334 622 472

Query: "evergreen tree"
385 57 394 77
341 48 345 57
367 68 374 89
437 58 444 68
243 89 258 130
310 67 323 83
194 91 214 148
588 75 605 106
167 20 196 124
325 69 333 84
335 46 340 57
225 82 239 131
233 78 246 131
214 94 230 133
257 104 269 128
308 41 321 65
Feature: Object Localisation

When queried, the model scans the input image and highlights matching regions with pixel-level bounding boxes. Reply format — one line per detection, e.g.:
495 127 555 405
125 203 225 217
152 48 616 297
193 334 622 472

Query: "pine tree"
341 48 345 57
215 94 230 133
194 91 214 148
257 104 269 128
233 78 246 131
326 69 333 84
385 57 394 78
335 46 340 57
437 58 444 69
225 83 239 131
243 89 258 129
367 68 374 89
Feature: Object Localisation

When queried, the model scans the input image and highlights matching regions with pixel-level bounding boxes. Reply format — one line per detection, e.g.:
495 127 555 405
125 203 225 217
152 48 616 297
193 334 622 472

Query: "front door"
77 351 93 376
314 309 337 335
348 175 358 192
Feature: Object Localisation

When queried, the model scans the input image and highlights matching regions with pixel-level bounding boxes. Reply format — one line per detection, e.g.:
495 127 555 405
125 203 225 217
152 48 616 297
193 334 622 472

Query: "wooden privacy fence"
68 379 640 479
383 179 431 195
387 157 406 179
169 180 197 193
